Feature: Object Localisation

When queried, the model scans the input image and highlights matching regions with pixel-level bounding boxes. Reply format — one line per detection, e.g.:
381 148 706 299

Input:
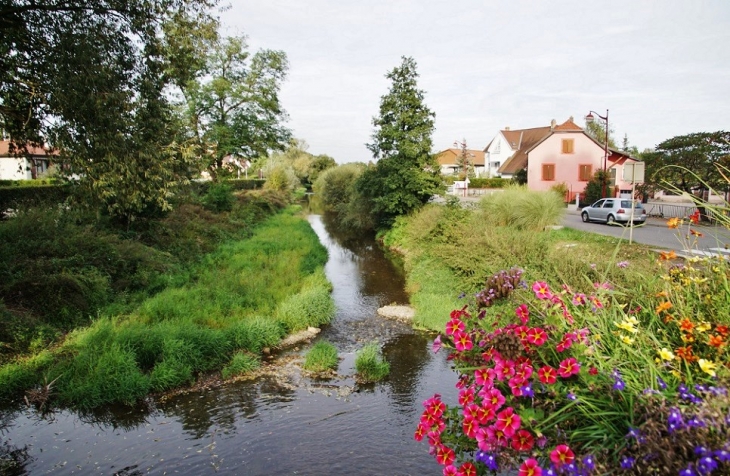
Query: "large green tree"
0 0 215 223
173 31 291 180
643 131 730 195
356 56 443 228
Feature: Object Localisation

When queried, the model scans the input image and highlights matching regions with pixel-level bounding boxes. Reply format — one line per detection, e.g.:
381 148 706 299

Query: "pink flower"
474 367 495 387
445 318 465 336
526 327 547 346
537 365 557 384
453 331 473 352
495 407 521 437
457 462 477 476
414 423 427 441
571 293 587 306
550 444 575 467
443 465 458 476
558 357 581 378
482 387 506 411
432 335 442 353
518 458 542 476
458 386 475 407
436 444 456 466
476 404 495 424
462 416 478 439
515 304 530 324
515 325 530 342
532 281 553 300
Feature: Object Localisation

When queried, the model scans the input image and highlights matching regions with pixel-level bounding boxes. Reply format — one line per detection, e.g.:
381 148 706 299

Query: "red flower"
515 325 530 342
519 458 543 476
495 407 521 437
457 462 477 476
436 444 455 466
483 388 506 410
445 318 465 336
550 444 575 467
462 416 478 439
589 367 599 375
515 304 530 324
414 423 427 441
690 209 701 224
538 365 557 384
716 325 729 337
511 429 535 452
458 386 475 407
558 357 580 378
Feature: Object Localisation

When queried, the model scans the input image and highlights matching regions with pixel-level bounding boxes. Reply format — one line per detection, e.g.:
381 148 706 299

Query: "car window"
591 200 604 208
621 200 642 208
603 200 615 208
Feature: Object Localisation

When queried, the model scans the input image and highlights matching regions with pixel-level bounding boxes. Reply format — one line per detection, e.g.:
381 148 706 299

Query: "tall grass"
303 340 339 372
478 185 565 231
355 343 390 382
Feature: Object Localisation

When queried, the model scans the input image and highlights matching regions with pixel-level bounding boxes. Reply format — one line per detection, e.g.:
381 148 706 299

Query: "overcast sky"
223 1 730 163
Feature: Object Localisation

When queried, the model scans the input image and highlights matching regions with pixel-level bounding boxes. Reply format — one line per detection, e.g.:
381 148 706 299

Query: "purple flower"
582 454 596 471
617 261 629 268
714 449 730 462
567 392 577 401
620 456 635 469
668 407 684 433
679 466 698 476
687 416 706 428
695 446 710 456
521 384 535 398
657 376 667 390
626 427 641 440
612 369 626 391
432 335 442 354
475 451 498 471
697 456 718 475
544 467 558 476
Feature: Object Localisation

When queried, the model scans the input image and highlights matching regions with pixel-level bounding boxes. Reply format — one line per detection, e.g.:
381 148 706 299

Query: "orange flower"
659 251 677 261
709 334 725 348
655 291 670 298
716 325 729 337
689 228 704 237
675 346 698 362
656 301 673 314
667 217 680 229
679 318 695 333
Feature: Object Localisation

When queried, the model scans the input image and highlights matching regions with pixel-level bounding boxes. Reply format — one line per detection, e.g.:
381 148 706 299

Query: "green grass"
221 352 261 379
355 343 390 382
303 340 339 372
0 205 334 408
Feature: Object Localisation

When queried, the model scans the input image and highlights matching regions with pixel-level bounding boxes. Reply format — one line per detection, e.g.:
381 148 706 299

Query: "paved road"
562 210 730 252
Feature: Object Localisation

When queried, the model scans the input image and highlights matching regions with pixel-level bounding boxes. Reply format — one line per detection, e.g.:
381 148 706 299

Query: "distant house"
484 126 551 179
495 118 639 201
435 148 486 177
0 140 54 180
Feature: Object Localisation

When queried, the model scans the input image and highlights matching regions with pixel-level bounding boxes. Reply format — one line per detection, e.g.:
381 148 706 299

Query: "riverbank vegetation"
355 343 391 382
303 340 339 373
397 190 729 474
0 188 334 408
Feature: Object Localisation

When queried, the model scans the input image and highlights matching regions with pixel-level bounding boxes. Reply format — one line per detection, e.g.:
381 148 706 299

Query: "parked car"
581 198 647 224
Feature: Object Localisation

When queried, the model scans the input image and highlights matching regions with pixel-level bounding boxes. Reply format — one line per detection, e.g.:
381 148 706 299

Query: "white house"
0 141 54 180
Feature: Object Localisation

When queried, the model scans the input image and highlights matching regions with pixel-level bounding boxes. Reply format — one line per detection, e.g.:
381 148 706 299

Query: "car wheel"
607 214 616 225
581 212 590 223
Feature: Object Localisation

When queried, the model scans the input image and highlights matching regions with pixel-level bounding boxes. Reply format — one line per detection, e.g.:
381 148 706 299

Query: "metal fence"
642 203 697 219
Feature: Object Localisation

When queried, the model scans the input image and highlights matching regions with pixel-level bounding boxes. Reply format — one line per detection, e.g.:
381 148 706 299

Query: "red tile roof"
497 126 552 174
436 148 485 166
0 140 54 157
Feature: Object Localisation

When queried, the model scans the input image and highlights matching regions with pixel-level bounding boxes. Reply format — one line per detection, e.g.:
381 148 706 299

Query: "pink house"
497 118 639 202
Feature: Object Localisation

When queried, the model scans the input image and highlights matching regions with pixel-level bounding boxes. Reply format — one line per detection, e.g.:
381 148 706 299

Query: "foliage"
468 178 509 189
478 186 565 231
550 182 570 202
311 162 374 229
355 342 390 382
0 183 72 211
356 56 443 228
512 168 527 185
1 0 218 223
583 114 616 148
303 340 339 373
221 351 260 379
201 182 234 212
643 131 730 194
171 26 291 179
582 169 610 205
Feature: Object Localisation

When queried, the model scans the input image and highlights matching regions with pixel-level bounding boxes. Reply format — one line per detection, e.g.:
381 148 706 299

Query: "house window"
542 164 555 181
579 164 592 181
494 141 501 153
562 139 574 154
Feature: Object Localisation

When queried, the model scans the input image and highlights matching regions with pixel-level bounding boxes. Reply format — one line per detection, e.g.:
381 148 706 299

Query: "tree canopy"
643 131 730 194
357 56 442 228
0 0 216 223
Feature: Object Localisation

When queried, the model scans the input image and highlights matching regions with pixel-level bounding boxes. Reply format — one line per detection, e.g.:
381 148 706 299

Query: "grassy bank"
383 198 660 331
0 193 334 408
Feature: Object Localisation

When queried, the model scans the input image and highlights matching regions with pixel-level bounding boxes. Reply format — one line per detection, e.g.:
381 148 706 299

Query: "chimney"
568 116 574 122
504 126 510 131
550 119 556 130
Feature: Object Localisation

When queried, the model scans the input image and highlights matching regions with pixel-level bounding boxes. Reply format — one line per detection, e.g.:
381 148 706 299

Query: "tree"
356 56 443 228
455 139 475 179
173 31 291 180
644 131 730 196
584 118 617 149
0 0 216 223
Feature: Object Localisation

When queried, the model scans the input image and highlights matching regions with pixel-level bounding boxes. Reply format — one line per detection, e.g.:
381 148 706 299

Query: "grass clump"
303 340 339 373
221 352 260 379
478 184 565 231
355 342 390 382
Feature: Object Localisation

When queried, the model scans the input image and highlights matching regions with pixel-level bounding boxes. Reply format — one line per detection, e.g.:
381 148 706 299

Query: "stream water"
0 213 457 475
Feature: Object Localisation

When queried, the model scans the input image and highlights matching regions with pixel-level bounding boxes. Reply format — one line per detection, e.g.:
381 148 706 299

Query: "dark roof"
497 126 552 174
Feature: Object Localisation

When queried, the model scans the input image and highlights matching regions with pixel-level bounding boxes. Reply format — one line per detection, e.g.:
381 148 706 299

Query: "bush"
355 342 390 382
469 177 508 189
303 340 339 372
221 351 260 379
478 185 565 231
202 182 234 212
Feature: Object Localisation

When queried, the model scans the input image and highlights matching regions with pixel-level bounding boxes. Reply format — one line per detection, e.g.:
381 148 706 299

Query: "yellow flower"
615 319 638 333
658 348 675 361
667 217 681 229
670 370 681 378
697 322 712 333
621 335 635 345
698 359 717 377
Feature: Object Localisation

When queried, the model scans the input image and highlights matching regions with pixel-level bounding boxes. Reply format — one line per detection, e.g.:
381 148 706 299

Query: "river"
0 213 457 475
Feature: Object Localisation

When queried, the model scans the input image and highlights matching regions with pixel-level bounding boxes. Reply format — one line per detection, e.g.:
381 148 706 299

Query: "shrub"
355 342 390 382
221 351 260 379
303 340 339 372
469 177 508 189
202 182 235 212
550 181 569 202
478 185 565 231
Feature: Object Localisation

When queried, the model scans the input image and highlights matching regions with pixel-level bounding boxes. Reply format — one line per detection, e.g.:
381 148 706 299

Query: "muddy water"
0 213 456 475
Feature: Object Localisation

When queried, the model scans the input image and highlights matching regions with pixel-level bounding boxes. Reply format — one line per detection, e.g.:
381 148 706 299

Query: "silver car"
581 198 647 224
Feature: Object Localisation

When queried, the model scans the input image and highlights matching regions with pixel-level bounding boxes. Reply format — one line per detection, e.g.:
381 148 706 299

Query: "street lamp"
585 109 609 198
